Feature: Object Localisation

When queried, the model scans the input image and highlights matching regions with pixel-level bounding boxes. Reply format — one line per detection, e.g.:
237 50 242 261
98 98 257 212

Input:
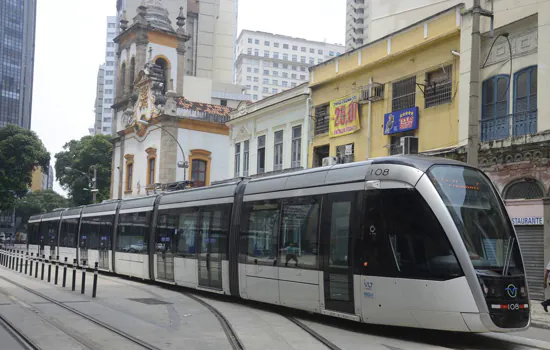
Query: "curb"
531 320 550 330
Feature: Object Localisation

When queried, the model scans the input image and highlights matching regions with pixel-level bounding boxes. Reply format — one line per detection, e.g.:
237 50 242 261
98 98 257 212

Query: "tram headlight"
478 277 489 296
520 286 526 297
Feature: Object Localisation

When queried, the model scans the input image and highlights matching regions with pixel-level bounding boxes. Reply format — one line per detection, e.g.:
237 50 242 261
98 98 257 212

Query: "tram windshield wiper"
502 236 515 276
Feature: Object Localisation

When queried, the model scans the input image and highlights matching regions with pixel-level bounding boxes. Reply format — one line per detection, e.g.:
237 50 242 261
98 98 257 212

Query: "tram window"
40 220 59 247
374 189 462 280
117 212 151 254
329 200 352 268
156 213 178 254
279 196 320 269
240 200 280 265
200 205 231 260
60 219 79 248
27 223 40 245
80 215 114 250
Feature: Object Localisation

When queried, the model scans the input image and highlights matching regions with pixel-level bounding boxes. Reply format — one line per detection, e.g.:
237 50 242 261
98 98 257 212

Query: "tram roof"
244 154 467 196
119 195 158 211
62 206 84 218
159 180 239 206
41 210 65 220
28 214 42 222
81 200 120 215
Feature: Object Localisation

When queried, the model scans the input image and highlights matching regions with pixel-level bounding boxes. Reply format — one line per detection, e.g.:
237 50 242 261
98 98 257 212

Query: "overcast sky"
31 0 345 196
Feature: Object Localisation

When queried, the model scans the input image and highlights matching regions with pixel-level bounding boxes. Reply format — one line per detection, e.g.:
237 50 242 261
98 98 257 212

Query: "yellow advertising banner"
329 95 360 138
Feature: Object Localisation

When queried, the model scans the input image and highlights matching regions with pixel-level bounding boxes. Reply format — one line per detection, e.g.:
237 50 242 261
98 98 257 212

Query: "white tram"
26 155 530 332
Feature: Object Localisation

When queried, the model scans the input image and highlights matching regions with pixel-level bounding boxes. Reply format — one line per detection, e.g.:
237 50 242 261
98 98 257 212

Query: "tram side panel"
115 211 151 279
80 215 115 271
58 217 79 265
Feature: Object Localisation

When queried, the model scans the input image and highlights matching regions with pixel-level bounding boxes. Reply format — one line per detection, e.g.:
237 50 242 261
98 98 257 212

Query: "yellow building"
308 6 463 167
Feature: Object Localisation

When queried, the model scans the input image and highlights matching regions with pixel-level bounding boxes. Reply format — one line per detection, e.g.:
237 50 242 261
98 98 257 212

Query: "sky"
30 0 345 196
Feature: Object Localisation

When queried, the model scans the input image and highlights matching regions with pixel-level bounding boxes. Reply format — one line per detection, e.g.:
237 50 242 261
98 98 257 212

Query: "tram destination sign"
511 217 543 226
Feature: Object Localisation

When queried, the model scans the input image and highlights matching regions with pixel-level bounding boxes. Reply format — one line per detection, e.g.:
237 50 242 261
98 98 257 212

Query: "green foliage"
55 135 112 206
0 125 50 210
15 190 69 227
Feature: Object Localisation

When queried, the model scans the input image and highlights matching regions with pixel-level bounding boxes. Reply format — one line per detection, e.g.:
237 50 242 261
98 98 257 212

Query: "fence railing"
481 110 537 142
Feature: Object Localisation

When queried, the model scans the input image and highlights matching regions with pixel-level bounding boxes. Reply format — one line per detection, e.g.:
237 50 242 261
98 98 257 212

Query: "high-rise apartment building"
0 0 37 129
345 0 371 51
91 16 117 136
235 30 344 101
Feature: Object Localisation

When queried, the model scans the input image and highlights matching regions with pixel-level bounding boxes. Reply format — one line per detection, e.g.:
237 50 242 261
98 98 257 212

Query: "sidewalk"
531 301 550 329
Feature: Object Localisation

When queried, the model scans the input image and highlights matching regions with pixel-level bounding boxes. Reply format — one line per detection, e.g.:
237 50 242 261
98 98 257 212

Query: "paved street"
1 263 550 350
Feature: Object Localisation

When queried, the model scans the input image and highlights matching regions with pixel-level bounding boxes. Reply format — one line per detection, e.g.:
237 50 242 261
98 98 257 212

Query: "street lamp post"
65 166 99 204
135 120 189 181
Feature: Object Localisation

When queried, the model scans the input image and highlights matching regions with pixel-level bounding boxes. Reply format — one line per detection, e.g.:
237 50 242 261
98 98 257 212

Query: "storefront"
506 200 545 300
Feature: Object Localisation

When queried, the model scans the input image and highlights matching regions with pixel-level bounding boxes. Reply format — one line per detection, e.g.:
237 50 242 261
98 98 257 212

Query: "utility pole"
92 167 97 204
467 0 481 167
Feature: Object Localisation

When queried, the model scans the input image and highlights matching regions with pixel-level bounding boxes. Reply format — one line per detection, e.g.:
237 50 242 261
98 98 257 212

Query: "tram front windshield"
428 165 523 274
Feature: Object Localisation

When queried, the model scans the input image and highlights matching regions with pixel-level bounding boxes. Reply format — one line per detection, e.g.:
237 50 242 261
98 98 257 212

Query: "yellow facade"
30 167 44 192
309 8 462 166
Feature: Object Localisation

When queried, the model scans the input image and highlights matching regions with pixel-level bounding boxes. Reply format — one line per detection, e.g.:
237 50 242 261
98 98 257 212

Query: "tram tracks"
0 275 161 350
0 313 41 350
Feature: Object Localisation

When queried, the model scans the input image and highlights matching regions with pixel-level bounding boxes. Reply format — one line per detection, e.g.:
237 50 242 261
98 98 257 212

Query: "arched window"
120 62 127 95
191 159 207 187
504 179 544 200
129 57 136 90
481 75 509 141
154 57 170 95
513 66 537 136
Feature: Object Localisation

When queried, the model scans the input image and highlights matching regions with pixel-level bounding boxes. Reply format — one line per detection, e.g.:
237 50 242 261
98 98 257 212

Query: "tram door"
156 222 175 282
80 235 88 265
98 235 109 269
320 192 357 315
49 224 57 258
197 209 223 290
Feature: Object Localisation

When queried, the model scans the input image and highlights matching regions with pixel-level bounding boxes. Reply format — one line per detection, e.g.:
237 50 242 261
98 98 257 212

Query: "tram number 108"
508 304 520 311
367 168 390 177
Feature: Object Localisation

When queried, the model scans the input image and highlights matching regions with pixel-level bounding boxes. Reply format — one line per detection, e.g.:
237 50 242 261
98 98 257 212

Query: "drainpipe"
366 77 373 159
304 92 312 169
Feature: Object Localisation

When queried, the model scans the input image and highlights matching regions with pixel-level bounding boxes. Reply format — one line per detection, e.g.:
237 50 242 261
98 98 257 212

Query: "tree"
0 125 50 210
55 135 112 205
15 190 69 228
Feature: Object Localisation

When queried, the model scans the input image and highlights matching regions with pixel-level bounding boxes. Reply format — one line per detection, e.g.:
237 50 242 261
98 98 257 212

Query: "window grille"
314 105 329 135
505 180 544 200
425 65 452 108
392 76 416 111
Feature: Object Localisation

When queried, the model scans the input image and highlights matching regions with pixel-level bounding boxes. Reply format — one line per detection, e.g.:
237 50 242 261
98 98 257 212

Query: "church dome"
143 0 174 32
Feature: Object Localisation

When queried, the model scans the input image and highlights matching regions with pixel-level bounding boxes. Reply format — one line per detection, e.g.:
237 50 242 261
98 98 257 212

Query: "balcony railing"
481 110 537 142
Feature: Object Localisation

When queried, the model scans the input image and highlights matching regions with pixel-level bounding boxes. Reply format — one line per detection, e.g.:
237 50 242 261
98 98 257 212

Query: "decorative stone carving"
482 28 538 67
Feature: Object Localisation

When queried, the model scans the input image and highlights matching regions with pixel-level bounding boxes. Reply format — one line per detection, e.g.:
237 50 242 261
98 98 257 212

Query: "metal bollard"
62 257 67 287
41 255 45 280
47 256 52 283
25 252 28 274
54 256 59 285
34 255 38 278
92 262 98 298
15 251 18 271
81 260 87 294
29 253 33 276
9 250 12 269
72 259 77 291
19 251 23 273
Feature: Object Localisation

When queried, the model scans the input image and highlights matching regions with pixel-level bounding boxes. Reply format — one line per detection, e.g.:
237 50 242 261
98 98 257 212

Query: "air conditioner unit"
322 156 338 167
400 136 419 155
360 82 384 102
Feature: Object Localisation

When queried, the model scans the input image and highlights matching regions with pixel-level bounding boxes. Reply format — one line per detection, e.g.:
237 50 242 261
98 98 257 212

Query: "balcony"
481 110 537 142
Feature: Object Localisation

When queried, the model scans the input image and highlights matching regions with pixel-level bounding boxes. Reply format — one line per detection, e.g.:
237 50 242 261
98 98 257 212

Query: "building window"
283 64 288 69
107 52 114 57
264 50 270 57
300 56 306 63
392 76 416 111
125 154 134 192
291 82 297 88
309 48 315 53
425 65 453 108
106 61 114 66
254 49 259 56
272 79 278 85
309 57 314 64
247 76 252 81
108 23 116 28
254 77 258 82
291 125 301 168
263 87 269 93
253 94 258 100
264 69 269 75
243 140 250 177
234 143 241 177
248 38 252 43
273 62 279 68
283 44 289 49
292 66 297 70
274 130 283 171
246 84 251 89
272 88 278 93
255 39 259 44
314 105 329 135
106 71 114 76
221 99 228 106
273 71 279 77
274 42 279 48
146 148 157 186
292 45 298 51
257 135 266 173
107 42 115 47
265 41 270 46
504 179 544 200
300 75 305 80
283 53 288 60
105 79 113 85
291 73 297 79
514 65 537 136
274 52 279 59
283 72 288 78
300 66 306 72
189 149 211 187
481 75 510 141
247 67 252 73
336 143 355 163
282 81 288 87
263 78 269 84
318 49 323 54
191 160 207 187
247 48 252 54
104 98 113 103
253 86 258 91
292 54 297 62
